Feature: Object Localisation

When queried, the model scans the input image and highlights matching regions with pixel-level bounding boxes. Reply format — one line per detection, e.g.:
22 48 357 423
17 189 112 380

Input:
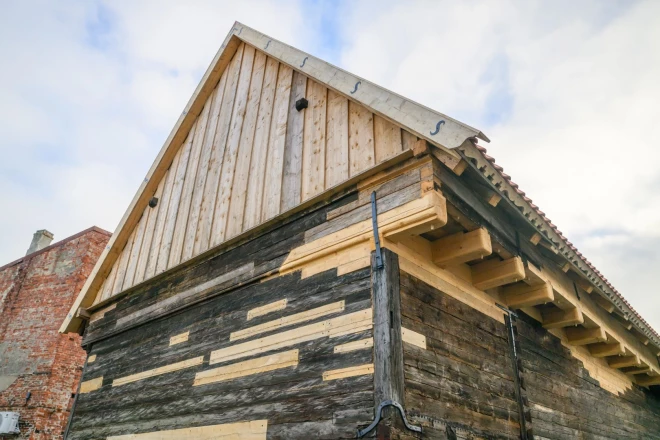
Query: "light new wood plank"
144 160 177 280
401 130 418 151
210 308 372 364
212 44 256 246
334 338 373 354
116 262 255 327
107 420 268 440
325 90 349 187
194 349 298 386
111 228 136 295
133 176 166 285
401 327 427 349
301 78 327 201
231 300 345 341
157 132 193 274
247 299 288 321
121 205 149 290
565 326 607 346
280 70 307 212
87 354 97 364
112 356 204 387
99 259 118 302
169 331 190 346
471 256 525 290
168 114 207 267
322 364 374 381
348 101 374 177
195 43 245 255
431 228 492 267
374 115 402 162
181 75 227 262
79 377 103 394
243 56 279 230
89 303 117 323
261 64 293 221
226 49 266 239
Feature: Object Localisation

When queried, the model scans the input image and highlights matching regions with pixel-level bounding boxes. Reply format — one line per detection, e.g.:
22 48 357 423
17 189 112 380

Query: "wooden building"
60 23 660 439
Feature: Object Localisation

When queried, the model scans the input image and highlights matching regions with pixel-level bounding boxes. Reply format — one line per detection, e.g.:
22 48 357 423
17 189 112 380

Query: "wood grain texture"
194 349 299 386
157 132 193 274
194 44 244 255
226 49 266 239
112 356 204 387
247 299 288 321
348 100 374 177
181 75 226 263
106 420 268 440
261 64 293 221
325 90 349 187
301 78 327 201
374 115 402 162
79 377 103 394
212 44 255 247
231 300 345 341
243 56 279 231
168 114 206 268
144 161 177 280
281 70 307 212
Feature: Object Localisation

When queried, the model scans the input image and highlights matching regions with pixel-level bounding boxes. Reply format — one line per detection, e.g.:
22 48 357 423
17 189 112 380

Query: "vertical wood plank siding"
95 43 418 304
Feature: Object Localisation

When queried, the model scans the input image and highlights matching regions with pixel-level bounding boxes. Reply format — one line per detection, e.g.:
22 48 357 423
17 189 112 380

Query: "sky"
1 0 658 332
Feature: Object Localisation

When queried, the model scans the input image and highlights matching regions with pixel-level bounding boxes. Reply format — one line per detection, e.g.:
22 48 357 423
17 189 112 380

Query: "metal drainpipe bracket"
371 191 383 270
357 399 423 438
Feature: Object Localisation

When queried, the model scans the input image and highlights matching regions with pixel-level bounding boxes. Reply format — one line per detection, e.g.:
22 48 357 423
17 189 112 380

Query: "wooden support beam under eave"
606 355 641 369
471 257 525 290
565 326 607 346
588 342 625 358
502 282 554 309
542 307 584 329
635 374 660 387
590 293 615 313
431 228 492 267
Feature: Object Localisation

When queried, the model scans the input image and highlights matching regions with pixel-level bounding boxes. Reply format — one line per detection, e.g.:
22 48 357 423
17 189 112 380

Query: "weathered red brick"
0 227 110 440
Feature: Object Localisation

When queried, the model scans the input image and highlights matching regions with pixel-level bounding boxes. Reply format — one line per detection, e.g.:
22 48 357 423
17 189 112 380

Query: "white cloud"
1 0 658 333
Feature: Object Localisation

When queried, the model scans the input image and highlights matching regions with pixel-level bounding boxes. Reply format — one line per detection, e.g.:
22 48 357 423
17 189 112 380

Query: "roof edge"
61 21 489 334
459 140 660 350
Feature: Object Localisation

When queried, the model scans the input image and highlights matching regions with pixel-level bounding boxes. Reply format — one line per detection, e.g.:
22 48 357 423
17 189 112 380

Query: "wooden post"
371 248 404 437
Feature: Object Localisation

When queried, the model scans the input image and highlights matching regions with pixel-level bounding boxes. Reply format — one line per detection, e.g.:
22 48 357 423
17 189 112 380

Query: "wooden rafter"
431 228 492 267
565 326 607 346
471 257 525 290
542 307 583 329
502 282 554 309
588 342 625 358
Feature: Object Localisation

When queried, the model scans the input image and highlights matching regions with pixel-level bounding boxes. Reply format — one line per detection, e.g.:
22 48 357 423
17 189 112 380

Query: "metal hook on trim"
430 120 445 135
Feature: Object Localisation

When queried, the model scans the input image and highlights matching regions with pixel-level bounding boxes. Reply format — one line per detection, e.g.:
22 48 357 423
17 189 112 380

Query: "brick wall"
0 227 110 440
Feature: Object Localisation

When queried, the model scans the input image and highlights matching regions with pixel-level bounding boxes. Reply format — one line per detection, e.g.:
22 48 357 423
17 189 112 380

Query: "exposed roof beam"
565 326 607 346
542 307 583 329
502 282 554 309
471 257 525 290
589 342 625 358
431 228 492 267
607 355 641 369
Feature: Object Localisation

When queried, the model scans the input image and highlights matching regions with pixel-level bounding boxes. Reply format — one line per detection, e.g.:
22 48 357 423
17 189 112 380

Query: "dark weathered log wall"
397 270 660 439
517 313 660 439
68 266 374 439
398 270 521 439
